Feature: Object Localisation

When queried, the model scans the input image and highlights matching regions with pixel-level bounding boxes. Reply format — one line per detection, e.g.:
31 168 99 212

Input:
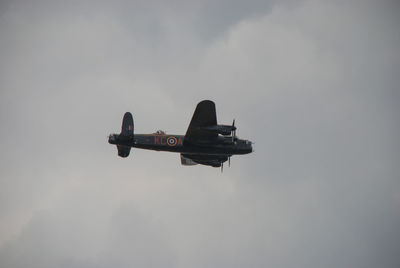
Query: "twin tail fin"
117 112 134 157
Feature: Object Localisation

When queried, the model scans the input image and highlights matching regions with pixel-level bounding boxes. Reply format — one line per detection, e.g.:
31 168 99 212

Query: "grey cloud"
0 0 286 42
0 204 175 268
1 0 399 268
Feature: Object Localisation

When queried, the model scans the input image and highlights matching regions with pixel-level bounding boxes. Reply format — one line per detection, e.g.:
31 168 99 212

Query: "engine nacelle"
201 124 236 136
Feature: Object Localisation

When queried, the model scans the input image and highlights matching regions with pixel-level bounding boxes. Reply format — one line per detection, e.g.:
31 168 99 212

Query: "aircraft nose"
248 141 254 153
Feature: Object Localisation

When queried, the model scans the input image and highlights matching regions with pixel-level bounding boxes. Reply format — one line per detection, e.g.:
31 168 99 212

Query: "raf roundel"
167 136 177 146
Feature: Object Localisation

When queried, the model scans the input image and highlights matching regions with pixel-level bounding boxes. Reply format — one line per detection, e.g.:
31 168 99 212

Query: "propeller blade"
221 162 224 173
229 157 231 167
231 119 236 143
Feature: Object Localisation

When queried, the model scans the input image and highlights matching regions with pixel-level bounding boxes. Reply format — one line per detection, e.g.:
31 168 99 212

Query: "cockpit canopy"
154 130 166 135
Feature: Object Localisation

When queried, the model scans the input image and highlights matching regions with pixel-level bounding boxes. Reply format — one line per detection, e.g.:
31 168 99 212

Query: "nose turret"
247 140 253 154
236 139 253 154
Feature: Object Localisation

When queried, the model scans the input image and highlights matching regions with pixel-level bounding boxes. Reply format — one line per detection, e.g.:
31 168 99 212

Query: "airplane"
108 100 253 171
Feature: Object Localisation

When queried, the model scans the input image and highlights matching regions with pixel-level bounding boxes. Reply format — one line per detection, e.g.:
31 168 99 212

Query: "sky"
0 0 399 267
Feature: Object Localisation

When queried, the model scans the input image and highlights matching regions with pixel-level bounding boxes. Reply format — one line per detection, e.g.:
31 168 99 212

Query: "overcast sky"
0 0 399 267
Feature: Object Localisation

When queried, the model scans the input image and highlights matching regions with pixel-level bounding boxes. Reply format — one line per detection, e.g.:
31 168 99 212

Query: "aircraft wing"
184 100 218 144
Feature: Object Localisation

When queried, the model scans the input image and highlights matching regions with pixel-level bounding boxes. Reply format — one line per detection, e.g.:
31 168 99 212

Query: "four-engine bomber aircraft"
108 100 253 170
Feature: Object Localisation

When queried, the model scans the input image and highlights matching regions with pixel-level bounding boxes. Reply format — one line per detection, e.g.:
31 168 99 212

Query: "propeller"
231 119 236 143
221 162 224 173
229 118 236 167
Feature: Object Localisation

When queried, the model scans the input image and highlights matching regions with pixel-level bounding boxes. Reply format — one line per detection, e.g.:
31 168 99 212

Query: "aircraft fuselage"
108 100 253 168
108 133 252 155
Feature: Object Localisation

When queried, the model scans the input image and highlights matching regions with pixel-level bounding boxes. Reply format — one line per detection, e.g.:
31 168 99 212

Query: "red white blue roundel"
167 136 177 146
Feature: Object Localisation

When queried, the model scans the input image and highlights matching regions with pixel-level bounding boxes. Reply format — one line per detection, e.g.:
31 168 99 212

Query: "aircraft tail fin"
116 112 134 158
121 112 134 137
117 145 131 158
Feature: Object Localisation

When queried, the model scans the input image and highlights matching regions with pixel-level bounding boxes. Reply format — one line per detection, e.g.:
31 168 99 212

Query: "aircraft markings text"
154 135 183 146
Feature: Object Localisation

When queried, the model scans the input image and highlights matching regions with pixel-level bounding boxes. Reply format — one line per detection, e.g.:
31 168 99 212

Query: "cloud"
0 0 399 267
0 204 175 268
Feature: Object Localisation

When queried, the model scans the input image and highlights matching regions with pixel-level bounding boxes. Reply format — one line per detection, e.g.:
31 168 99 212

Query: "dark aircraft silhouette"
108 100 253 170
